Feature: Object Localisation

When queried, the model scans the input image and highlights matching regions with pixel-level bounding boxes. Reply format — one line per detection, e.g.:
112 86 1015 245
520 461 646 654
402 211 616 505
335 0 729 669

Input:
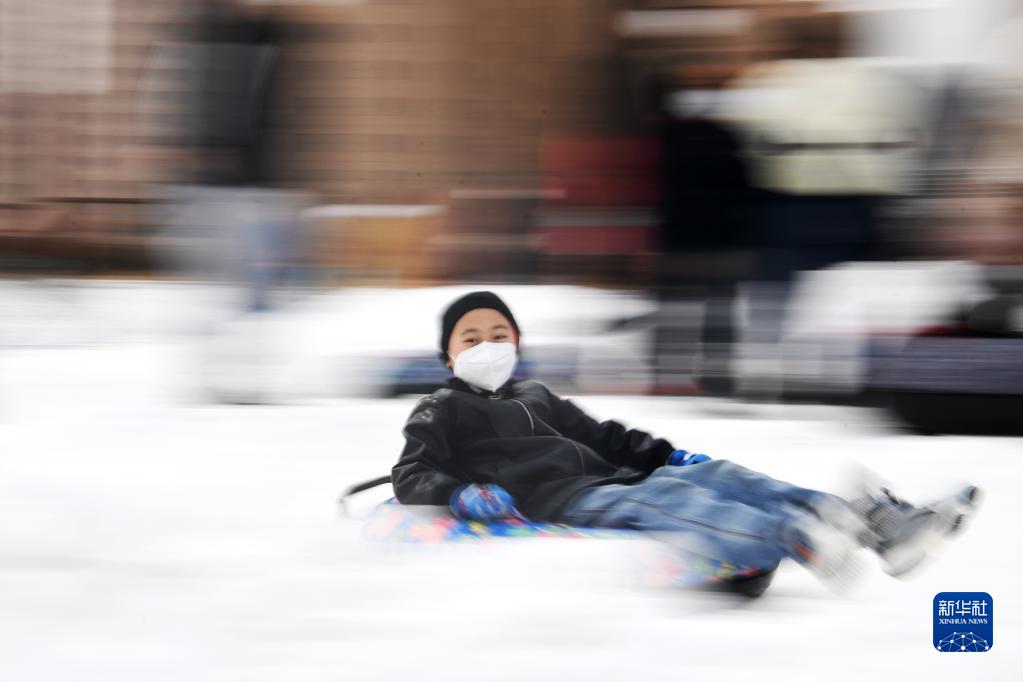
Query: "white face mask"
452 341 518 392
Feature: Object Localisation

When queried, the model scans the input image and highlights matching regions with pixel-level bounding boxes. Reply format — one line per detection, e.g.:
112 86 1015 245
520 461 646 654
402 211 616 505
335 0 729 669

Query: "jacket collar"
446 376 517 399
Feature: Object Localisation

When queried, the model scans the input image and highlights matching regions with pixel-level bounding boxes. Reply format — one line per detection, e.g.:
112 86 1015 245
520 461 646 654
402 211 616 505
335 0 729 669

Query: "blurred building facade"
0 0 822 283
2 0 1020 283
0 1 185 270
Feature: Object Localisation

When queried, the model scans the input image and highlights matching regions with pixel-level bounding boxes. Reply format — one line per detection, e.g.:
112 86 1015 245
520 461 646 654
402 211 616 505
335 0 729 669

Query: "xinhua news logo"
933 592 993 652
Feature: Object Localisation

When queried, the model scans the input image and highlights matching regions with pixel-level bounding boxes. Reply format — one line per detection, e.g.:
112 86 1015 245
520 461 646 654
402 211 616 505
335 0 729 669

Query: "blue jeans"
561 460 842 570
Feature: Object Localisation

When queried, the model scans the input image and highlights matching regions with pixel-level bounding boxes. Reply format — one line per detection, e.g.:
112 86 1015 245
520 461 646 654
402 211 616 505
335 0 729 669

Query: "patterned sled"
361 498 777 597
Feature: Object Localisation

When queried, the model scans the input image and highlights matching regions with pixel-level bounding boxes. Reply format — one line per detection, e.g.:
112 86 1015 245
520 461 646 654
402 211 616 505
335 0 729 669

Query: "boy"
392 291 979 587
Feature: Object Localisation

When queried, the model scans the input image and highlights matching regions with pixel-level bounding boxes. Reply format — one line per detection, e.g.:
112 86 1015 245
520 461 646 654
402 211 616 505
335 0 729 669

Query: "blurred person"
903 0 1023 259
645 57 754 397
148 0 306 312
148 0 313 402
968 0 1023 189
719 13 921 399
391 291 981 593
904 1 1023 253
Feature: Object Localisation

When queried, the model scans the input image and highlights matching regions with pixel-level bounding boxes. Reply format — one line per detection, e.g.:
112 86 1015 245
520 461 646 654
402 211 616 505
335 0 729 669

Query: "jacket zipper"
569 439 586 475
509 398 585 475
510 399 535 436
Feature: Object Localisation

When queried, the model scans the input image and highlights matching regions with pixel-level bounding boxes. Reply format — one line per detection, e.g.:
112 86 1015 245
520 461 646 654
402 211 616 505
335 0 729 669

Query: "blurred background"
3 0 1023 432
2 2 1022 681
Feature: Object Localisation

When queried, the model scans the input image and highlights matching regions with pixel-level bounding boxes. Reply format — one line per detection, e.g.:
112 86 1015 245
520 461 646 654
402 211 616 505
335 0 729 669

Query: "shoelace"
850 488 916 548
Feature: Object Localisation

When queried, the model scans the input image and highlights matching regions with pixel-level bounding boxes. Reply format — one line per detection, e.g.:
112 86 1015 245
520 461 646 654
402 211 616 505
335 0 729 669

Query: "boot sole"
930 485 982 538
879 512 946 577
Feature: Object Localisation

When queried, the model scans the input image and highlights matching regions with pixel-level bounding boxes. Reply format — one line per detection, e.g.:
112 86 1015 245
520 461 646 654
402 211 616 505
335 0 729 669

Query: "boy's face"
446 308 518 368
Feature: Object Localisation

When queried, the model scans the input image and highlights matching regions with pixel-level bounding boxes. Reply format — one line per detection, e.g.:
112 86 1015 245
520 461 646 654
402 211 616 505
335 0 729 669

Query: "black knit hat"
438 291 521 364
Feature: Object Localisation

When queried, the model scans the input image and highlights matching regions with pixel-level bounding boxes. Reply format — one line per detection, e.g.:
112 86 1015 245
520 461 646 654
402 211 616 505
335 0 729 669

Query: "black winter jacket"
391 378 677 521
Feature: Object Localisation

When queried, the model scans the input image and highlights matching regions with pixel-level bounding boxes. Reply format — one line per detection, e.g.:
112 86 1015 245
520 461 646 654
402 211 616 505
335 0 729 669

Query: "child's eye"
494 334 507 341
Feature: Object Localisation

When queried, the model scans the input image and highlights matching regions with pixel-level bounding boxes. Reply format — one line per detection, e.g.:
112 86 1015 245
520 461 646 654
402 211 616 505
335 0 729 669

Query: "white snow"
0 280 1020 681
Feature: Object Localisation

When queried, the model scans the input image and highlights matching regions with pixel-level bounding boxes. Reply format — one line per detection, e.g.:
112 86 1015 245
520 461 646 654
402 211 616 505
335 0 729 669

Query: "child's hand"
450 483 519 521
667 449 712 467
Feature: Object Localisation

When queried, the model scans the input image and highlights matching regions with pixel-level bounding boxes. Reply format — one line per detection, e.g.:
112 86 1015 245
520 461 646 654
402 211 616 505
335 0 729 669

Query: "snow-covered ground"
0 280 1020 681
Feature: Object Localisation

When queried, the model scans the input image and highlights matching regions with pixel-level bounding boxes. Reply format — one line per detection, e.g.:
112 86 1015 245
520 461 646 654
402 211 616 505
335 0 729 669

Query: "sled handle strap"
339 474 392 502
338 474 393 518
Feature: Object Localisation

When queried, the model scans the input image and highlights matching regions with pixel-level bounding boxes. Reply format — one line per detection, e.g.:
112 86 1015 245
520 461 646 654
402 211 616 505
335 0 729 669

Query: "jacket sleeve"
547 389 676 473
391 395 465 505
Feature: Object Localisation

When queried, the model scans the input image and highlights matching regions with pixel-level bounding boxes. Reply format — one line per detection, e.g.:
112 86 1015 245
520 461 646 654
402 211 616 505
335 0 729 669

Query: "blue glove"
450 483 519 521
667 449 712 467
